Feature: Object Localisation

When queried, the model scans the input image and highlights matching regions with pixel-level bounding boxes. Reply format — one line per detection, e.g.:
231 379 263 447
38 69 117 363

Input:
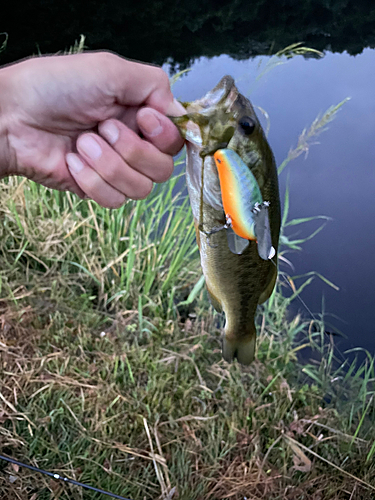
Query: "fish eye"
239 116 256 135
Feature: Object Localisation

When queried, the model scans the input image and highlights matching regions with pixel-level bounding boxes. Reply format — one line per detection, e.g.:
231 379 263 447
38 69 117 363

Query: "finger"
136 107 184 156
106 55 175 113
65 153 126 209
76 130 155 196
112 105 140 134
98 120 175 183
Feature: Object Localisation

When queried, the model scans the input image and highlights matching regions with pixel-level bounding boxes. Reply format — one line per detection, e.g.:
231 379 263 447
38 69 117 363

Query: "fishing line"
199 154 205 233
0 454 133 500
270 256 348 361
270 257 320 323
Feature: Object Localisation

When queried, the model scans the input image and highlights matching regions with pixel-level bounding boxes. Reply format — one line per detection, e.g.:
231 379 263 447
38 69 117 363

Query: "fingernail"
66 153 84 173
166 98 186 116
79 135 102 159
101 121 119 145
140 109 163 137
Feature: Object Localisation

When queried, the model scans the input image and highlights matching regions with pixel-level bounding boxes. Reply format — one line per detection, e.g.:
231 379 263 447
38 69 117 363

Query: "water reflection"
1 1 375 67
168 49 375 354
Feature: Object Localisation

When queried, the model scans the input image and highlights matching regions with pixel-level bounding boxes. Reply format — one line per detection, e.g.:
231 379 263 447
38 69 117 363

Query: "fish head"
171 76 266 165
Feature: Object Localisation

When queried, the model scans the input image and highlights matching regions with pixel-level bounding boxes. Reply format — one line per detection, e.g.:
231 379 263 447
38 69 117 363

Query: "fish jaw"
170 76 240 158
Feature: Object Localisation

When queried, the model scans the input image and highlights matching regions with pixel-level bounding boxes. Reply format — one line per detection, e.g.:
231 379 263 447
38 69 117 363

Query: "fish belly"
196 201 274 365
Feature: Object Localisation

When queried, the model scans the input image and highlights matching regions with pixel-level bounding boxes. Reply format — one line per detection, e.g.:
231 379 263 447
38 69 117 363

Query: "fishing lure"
213 148 275 260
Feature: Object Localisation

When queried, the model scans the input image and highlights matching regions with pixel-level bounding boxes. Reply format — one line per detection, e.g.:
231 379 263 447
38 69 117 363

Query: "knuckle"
156 68 170 89
104 160 124 185
85 172 125 209
97 50 117 67
123 140 139 163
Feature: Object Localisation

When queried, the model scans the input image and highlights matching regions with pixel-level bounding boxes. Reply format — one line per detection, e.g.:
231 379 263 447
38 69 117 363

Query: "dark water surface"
2 1 375 67
169 50 375 355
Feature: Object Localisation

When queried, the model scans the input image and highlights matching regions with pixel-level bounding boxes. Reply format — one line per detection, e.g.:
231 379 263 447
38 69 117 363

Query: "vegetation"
1 116 375 500
0 45 375 499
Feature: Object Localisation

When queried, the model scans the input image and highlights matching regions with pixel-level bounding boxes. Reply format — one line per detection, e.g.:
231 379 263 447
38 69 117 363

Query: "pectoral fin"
226 227 249 255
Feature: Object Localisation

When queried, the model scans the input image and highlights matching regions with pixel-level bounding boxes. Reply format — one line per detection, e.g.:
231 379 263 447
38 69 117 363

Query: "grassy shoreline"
0 42 374 497
0 169 374 499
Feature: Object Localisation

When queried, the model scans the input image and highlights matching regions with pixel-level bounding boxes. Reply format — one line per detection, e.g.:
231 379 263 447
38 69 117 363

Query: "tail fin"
222 335 256 365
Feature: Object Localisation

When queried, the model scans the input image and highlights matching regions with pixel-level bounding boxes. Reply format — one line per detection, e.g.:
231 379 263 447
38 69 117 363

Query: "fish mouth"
195 75 236 109
200 142 230 158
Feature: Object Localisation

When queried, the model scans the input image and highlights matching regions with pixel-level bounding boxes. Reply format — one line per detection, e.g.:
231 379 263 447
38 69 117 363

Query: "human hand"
0 51 185 208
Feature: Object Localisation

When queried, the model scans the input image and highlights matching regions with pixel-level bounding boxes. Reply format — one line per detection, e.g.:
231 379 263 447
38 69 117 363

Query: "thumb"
104 53 182 115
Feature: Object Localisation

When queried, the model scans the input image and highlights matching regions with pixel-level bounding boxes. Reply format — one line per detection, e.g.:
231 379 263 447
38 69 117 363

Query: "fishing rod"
0 454 133 500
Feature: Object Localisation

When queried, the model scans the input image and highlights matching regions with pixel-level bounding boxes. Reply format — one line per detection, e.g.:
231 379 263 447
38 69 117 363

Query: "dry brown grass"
1 291 375 499
0 171 374 499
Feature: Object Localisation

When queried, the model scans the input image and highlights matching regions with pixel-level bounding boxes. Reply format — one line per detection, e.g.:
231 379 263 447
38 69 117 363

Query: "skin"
0 51 185 208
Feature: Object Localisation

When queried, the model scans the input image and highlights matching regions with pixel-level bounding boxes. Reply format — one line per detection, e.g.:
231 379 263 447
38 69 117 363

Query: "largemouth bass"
171 76 281 365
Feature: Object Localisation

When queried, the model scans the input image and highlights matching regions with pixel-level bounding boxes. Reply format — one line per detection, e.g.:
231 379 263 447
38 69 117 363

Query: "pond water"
168 49 375 356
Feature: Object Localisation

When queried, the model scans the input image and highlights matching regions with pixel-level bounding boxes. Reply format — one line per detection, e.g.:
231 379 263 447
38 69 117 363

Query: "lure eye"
239 116 256 135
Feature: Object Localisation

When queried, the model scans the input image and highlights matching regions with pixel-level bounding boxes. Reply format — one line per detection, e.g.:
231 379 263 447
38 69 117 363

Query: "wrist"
0 64 16 178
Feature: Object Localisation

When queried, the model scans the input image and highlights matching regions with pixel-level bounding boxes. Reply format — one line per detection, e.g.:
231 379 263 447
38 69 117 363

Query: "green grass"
1 166 375 499
0 163 198 317
1 49 375 499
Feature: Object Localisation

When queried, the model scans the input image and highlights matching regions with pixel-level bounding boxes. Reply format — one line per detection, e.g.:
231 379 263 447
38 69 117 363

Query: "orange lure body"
213 148 263 240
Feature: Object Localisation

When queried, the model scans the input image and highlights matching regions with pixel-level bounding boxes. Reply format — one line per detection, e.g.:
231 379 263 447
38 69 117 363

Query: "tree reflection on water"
1 1 375 68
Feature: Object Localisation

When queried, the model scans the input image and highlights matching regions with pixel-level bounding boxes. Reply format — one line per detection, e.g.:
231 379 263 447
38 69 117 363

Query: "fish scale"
171 75 281 365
